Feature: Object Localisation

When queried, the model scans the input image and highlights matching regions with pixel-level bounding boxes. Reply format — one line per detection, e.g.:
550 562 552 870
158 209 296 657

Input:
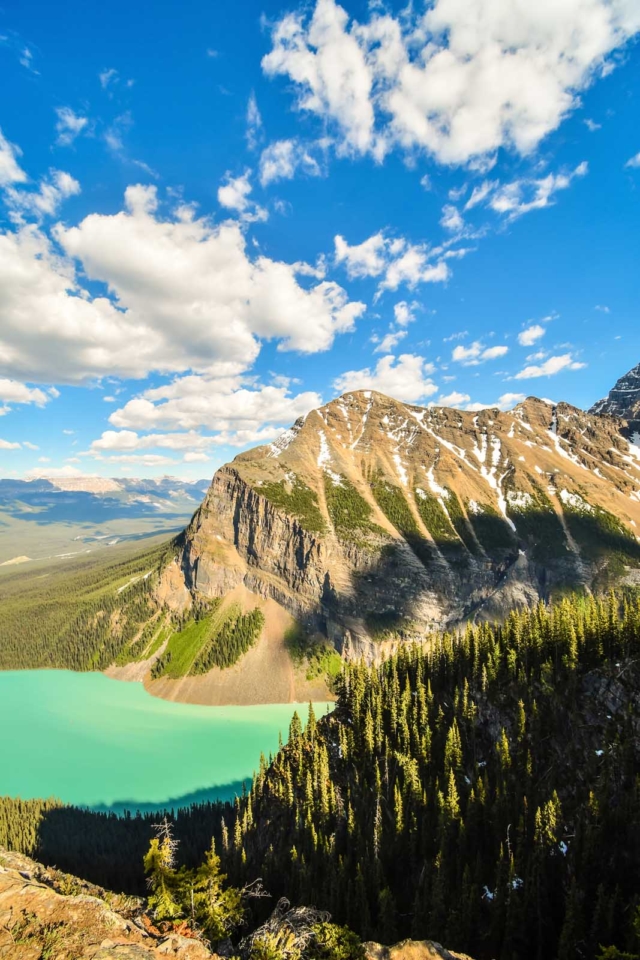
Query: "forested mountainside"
166 387 640 657
2 592 639 959
224 592 640 960
591 361 640 435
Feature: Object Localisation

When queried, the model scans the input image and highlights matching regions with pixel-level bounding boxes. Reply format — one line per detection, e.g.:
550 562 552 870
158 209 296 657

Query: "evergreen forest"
2 591 639 959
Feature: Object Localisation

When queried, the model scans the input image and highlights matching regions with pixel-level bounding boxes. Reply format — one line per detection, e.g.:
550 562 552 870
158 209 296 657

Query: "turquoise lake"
0 670 331 812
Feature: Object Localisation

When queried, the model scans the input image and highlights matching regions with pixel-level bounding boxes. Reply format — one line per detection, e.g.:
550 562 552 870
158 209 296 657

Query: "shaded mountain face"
168 391 640 657
591 362 640 436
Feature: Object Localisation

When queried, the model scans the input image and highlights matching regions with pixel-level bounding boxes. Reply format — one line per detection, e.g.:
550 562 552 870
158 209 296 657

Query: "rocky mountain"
590 361 640 435
163 387 640 659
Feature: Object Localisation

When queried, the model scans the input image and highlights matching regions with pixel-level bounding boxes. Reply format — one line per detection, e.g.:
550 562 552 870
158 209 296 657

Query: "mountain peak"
590 361 640 433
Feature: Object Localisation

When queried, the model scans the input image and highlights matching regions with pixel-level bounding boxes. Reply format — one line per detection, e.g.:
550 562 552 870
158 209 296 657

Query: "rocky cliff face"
591 362 640 435
166 389 640 659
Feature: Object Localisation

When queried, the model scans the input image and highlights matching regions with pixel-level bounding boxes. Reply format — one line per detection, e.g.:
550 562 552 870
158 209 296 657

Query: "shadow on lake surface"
30 784 243 893
87 779 248 815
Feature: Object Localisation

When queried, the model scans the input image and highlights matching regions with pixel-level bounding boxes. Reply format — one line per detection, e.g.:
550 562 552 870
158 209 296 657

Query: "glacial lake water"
0 670 332 813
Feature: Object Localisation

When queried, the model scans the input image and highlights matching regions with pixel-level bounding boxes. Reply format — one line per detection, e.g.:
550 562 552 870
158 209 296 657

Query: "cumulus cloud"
262 0 640 167
372 329 407 354
514 353 586 379
518 324 546 347
55 107 89 147
625 152 640 168
334 231 450 294
438 391 470 407
440 205 464 233
0 378 50 407
5 169 81 221
393 301 417 326
333 353 437 402
0 185 364 383
0 438 21 450
0 128 27 186
106 375 322 447
452 341 508 365
259 138 323 185
217 169 267 222
497 392 526 409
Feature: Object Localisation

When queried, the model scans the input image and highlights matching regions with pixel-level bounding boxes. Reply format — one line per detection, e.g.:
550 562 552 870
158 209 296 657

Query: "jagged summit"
590 361 640 435
166 385 640 658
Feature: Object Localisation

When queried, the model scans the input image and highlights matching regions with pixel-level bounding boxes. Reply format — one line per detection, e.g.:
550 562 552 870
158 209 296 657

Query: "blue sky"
0 0 639 480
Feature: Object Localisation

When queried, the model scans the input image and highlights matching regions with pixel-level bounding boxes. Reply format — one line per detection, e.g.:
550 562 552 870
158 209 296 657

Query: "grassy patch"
260 477 326 534
324 476 387 543
152 600 224 678
191 607 265 672
285 622 342 685
466 501 516 554
443 488 480 555
562 496 640 572
370 475 432 566
505 486 570 564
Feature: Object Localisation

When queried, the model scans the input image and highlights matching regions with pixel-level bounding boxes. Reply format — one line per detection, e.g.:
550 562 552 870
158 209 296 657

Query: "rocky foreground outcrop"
162 387 640 660
0 850 467 960
0 850 212 959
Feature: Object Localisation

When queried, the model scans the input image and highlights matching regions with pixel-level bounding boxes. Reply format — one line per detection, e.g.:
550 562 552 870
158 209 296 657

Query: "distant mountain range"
0 476 210 566
0 476 210 498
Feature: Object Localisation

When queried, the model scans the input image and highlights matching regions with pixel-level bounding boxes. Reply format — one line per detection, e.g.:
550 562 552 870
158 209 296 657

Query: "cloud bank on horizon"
0 0 638 479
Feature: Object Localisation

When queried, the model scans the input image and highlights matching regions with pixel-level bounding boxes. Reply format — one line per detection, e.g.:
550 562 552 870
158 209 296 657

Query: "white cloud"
106 376 322 445
333 353 437 402
438 391 470 407
262 0 640 167
489 162 588 219
334 231 449 294
0 186 364 383
217 170 268 222
464 180 498 210
0 378 50 407
393 301 416 326
443 330 467 342
0 438 21 450
440 205 464 233
183 451 210 463
55 107 88 147
0 128 27 187
23 441 39 450
518 323 546 346
514 353 586 379
99 68 118 90
497 392 526 409
625 152 640 169
334 232 386 278
259 139 322 185
96 453 177 466
584 118 602 132
24 464 89 479
91 429 217 452
246 93 263 151
5 169 81 221
373 329 407 354
419 174 432 191
452 341 508 365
